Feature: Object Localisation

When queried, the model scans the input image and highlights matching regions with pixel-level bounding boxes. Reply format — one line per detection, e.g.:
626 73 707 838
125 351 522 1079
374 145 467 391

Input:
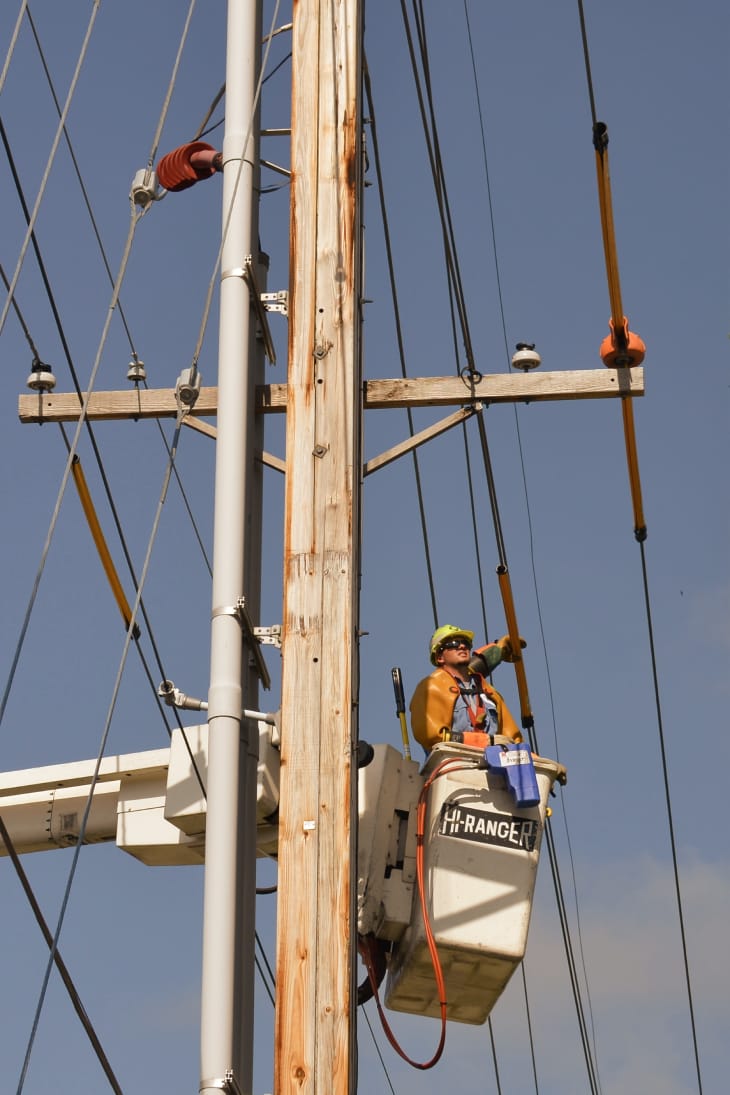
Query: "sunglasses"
440 639 471 651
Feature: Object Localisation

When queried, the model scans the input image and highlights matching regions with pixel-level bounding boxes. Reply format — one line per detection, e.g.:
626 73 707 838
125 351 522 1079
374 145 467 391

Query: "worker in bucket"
410 624 524 753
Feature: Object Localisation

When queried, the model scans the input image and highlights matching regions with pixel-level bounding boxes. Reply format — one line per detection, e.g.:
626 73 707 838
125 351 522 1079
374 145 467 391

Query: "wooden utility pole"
275 2 362 1093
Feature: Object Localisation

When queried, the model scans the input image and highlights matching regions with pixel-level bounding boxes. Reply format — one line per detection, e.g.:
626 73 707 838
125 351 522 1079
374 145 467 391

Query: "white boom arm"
0 722 280 865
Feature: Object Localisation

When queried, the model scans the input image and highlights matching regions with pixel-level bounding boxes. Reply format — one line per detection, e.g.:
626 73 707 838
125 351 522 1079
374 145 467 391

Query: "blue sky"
1 2 728 1093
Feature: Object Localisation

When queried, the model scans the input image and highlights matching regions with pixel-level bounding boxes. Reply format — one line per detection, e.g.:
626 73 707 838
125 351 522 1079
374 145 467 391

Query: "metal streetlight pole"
200 1 263 1092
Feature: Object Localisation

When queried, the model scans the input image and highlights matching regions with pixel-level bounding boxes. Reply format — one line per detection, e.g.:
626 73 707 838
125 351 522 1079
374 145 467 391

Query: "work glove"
469 635 527 676
496 634 527 663
469 644 503 676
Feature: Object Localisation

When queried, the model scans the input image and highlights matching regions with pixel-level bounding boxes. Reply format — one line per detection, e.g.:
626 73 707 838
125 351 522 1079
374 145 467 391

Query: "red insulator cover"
157 141 220 192
600 317 646 367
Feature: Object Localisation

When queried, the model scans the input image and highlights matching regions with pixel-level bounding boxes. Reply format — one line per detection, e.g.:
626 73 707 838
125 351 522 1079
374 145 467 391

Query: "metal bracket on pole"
211 597 272 690
253 623 282 649
158 679 207 711
259 158 291 178
260 290 288 317
241 255 277 365
199 1071 244 1095
157 678 276 724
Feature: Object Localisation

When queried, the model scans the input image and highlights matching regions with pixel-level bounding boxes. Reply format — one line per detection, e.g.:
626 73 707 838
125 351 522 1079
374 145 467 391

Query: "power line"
0 118 153 739
361 1006 399 1095
25 5 137 354
0 259 41 359
143 0 198 172
9 0 281 1046
24 5 215 582
519 963 541 1094
363 61 439 624
394 5 536 1088
574 3 703 1087
0 0 28 96
544 821 601 1095
397 1 510 673
400 0 477 374
0 817 124 1095
188 0 282 373
638 539 704 1093
15 414 188 1092
392 5 610 1091
576 0 598 126
1 101 211 809
461 1 606 1082
0 0 101 340
0 50 211 769
487 1015 503 1094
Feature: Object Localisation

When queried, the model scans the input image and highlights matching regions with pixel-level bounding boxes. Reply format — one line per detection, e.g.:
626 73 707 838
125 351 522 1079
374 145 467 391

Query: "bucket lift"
0 726 561 1025
357 740 563 1024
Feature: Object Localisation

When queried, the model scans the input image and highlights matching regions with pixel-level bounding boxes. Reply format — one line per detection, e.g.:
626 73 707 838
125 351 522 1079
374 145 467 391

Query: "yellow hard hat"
429 624 474 665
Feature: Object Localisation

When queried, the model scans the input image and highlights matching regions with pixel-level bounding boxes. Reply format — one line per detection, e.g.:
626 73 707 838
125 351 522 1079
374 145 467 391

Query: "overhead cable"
462 1 605 1078
0 260 41 359
576 4 702 1089
544 822 601 1095
192 44 292 141
1 148 192 774
363 60 438 624
24 6 137 354
412 0 477 373
24 9 214 584
461 0 511 367
189 0 282 372
400 0 476 373
0 0 28 97
639 540 704 1093
0 0 101 340
487 1016 503 1094
3 0 220 802
361 1007 398 1095
519 963 540 1094
400 0 504 662
402 6 603 1089
0 120 148 733
194 83 226 141
0 47 206 760
15 412 187 1093
254 947 275 1007
143 0 198 172
0 817 124 1095
401 2 533 730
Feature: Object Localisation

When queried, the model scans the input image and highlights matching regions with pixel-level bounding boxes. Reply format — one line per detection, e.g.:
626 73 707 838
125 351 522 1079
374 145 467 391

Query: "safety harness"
447 670 496 733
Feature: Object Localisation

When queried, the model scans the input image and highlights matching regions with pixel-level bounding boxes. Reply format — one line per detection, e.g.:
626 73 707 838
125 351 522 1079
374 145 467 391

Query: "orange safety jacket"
409 667 522 753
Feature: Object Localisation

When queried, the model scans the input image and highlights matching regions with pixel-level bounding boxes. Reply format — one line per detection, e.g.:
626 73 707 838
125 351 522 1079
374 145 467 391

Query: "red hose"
362 756 475 1070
